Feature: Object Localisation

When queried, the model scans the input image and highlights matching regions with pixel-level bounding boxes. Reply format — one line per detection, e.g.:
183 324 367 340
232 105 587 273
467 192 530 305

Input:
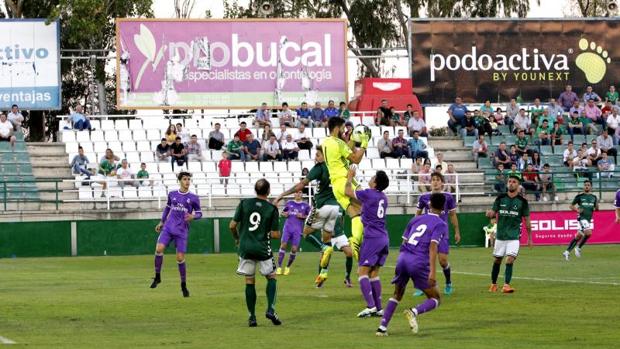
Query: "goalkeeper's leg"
347 203 364 261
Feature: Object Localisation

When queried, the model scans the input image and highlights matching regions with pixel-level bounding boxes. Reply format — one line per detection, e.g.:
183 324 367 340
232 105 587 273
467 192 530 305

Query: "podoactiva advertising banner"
0 19 61 110
410 19 620 104
518 210 619 246
116 19 347 109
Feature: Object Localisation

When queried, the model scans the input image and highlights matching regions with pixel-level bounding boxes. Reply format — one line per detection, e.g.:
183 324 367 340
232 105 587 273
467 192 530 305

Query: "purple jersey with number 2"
356 188 389 239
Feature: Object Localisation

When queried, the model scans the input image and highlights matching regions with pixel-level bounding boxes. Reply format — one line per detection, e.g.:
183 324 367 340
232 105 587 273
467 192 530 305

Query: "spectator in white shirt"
513 109 531 134
607 109 620 145
255 102 272 127
281 134 299 160
279 102 294 127
433 152 448 175
444 164 457 193
0 113 16 148
563 141 577 168
597 152 615 178
295 124 313 150
472 135 489 165
586 140 602 166
377 131 395 158
263 135 281 161
7 104 24 130
176 123 190 144
275 124 289 145
597 129 617 163
505 99 519 122
407 110 428 137
116 159 139 188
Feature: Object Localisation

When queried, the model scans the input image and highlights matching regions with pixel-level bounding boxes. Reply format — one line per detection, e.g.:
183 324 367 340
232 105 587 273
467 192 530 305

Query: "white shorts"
306 205 340 233
331 235 349 250
493 239 520 258
577 219 593 234
236 257 276 277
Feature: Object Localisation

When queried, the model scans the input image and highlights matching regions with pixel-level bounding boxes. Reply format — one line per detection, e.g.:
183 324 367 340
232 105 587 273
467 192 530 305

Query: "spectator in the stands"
218 152 231 187
418 163 432 192
281 134 299 160
375 107 390 126
474 109 493 136
583 85 602 104
324 100 339 120
597 129 617 162
403 104 414 126
517 153 532 172
563 141 577 168
568 111 585 140
558 84 579 111
407 130 428 161
493 107 505 125
263 135 281 161
235 121 252 143
539 164 556 201
509 145 519 165
392 129 409 158
244 133 261 161
605 85 619 104
296 102 312 127
472 135 488 165
208 123 225 150
586 139 602 166
597 152 615 178
261 124 276 143
531 152 541 171
275 124 289 145
186 134 203 161
434 152 448 175
389 106 402 126
339 101 350 120
480 100 493 115
117 159 139 188
311 101 326 127
279 102 294 127
584 98 605 132
376 99 392 126
494 163 507 193
434 165 443 174
505 98 520 124
295 124 313 150
601 100 616 116
342 121 353 143
507 162 521 180
137 162 152 187
170 136 187 169
460 112 478 138
551 121 564 146
378 131 394 158
7 104 24 130
522 163 541 201
155 138 170 162
488 115 501 135
71 105 93 131
569 100 584 118
226 134 246 161
515 129 531 157
407 110 427 137
607 108 620 144
98 148 120 191
410 156 424 174
447 96 468 135
572 148 590 175
529 98 545 125
513 109 531 134
444 164 457 193
255 102 272 127
546 98 564 119
176 123 189 144
535 119 552 145
71 146 94 179
165 124 177 145
0 113 17 148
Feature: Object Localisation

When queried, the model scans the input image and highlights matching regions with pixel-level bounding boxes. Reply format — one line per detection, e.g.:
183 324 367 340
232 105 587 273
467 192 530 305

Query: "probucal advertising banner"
116 19 347 109
410 19 620 104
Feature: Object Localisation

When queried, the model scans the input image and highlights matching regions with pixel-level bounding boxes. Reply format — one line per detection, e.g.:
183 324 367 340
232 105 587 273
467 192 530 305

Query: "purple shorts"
281 228 302 247
358 237 389 267
438 235 450 255
157 230 188 253
391 253 430 290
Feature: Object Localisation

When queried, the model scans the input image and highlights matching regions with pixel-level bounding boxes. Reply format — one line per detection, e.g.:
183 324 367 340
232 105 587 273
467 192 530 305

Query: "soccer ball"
350 125 371 144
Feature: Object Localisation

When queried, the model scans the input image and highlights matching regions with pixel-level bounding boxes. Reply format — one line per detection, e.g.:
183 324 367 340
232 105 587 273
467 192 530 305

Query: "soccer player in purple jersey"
345 167 390 318
375 193 448 336
414 172 461 296
276 191 310 275
150 172 202 297
615 189 620 224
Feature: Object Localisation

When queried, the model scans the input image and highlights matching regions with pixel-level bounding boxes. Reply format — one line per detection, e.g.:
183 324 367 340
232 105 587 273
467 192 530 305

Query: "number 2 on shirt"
407 224 427 246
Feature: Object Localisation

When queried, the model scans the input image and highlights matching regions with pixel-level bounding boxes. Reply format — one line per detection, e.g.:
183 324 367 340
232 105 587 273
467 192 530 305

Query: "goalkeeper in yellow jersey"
321 116 370 262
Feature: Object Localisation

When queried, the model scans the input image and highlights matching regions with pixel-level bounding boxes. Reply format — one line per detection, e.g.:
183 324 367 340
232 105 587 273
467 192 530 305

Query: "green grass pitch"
1 245 619 348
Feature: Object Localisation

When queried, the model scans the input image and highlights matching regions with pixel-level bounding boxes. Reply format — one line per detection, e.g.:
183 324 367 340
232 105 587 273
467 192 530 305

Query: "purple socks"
415 298 439 315
358 276 376 308
287 252 297 267
154 253 163 273
178 260 186 282
277 249 286 267
380 298 399 328
370 277 382 311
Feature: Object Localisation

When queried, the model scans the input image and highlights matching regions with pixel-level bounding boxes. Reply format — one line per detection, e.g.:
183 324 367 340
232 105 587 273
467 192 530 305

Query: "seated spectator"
410 157 424 174
494 163 507 193
235 122 253 143
559 85 579 111
186 134 203 161
586 140 602 166
377 131 395 158
505 98 519 123
176 123 189 144
507 163 521 180
275 124 289 145
155 138 171 162
583 85 602 104
605 85 618 104
170 136 187 169
584 98 604 133
461 112 479 138
434 165 443 174
563 141 577 168
551 121 564 146
508 145 519 165
513 109 531 134
219 152 231 186
71 146 94 179
7 104 24 130
281 134 299 160
418 163 432 192
338 101 350 119
444 164 457 193
606 108 620 143
529 98 545 125
244 133 261 161
472 135 489 165
531 152 542 171
407 110 428 137
493 107 506 126
0 113 17 148
342 121 353 143
70 105 94 131
116 159 139 188
263 135 281 161
403 104 415 125
389 106 401 126
261 124 276 143
597 152 615 178
567 111 585 140
535 119 552 145
164 124 177 145
601 100 615 116
324 100 339 120
295 124 313 150
474 110 493 137
488 115 501 135
480 100 493 115
539 164 556 201
137 162 153 187
572 149 590 178
569 100 584 119
392 129 409 158
98 149 120 191
434 152 449 175
311 102 326 127
546 98 564 118
522 164 541 201
207 123 225 150
255 102 272 127
515 129 531 157
226 134 246 161
597 129 617 163
279 102 294 127
296 102 312 127
446 97 468 135
517 153 532 172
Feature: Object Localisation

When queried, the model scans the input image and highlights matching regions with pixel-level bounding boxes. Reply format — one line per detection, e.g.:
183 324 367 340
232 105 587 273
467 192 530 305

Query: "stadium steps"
28 143 74 179
0 135 40 202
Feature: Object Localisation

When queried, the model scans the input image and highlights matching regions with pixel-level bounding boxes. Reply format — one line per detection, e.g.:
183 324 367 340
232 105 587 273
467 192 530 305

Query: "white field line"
0 336 16 344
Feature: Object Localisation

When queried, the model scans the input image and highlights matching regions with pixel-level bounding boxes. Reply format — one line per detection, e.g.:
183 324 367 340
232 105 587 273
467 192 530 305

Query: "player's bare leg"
245 276 258 327
341 245 354 287
489 256 503 292
150 243 166 288
438 253 453 295
265 273 282 325
502 255 516 293
405 286 441 334
176 252 189 297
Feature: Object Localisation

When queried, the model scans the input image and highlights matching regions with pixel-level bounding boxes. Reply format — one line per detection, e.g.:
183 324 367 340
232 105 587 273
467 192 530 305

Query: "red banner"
520 210 620 246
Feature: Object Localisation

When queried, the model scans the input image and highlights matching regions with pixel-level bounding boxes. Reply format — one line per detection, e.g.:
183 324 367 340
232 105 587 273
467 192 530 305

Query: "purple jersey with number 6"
416 192 456 223
401 213 447 262
355 188 389 239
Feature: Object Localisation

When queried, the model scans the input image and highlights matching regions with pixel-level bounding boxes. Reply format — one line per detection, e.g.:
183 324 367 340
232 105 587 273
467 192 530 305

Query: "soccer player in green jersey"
230 179 282 327
563 180 599 260
486 175 532 294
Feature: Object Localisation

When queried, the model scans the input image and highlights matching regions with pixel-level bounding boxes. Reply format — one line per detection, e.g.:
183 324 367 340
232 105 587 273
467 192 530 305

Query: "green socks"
566 238 579 252
245 284 257 318
505 264 513 284
345 256 353 278
491 262 501 284
266 278 277 313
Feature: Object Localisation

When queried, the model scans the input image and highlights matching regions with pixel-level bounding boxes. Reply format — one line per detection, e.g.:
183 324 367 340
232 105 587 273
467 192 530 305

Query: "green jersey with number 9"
234 198 280 261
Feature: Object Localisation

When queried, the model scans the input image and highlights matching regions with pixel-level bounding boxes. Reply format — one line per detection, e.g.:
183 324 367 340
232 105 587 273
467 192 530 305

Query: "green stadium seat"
463 136 476 147
540 145 554 155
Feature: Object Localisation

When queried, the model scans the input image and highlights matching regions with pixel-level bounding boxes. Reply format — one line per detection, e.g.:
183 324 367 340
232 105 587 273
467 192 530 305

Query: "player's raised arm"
345 167 357 199
276 179 309 206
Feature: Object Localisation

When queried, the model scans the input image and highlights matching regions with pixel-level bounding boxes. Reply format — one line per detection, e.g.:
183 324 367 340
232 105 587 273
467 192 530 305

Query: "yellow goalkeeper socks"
349 216 364 260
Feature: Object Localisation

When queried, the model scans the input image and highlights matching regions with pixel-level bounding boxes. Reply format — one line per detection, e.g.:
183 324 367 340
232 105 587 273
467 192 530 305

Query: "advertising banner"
520 210 619 246
0 19 61 110
410 19 620 104
116 19 347 109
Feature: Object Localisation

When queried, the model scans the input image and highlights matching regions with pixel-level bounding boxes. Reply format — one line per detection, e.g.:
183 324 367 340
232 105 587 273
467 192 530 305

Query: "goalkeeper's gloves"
359 133 369 149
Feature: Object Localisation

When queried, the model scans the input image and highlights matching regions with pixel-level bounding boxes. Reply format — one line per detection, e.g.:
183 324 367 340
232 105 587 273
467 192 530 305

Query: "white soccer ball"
351 125 370 144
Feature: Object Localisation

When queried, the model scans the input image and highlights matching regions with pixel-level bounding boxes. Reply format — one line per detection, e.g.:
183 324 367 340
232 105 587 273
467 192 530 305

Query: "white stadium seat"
141 152 154 163
104 130 119 141
118 130 133 141
245 162 259 173
187 162 202 172
133 129 147 141
115 120 129 130
62 131 76 142
129 119 143 130
100 120 115 130
76 131 90 142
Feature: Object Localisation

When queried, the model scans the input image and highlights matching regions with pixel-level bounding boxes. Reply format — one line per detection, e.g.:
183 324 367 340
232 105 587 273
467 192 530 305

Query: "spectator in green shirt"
535 119 553 145
338 101 350 120
551 121 564 146
137 162 153 187
494 163 507 193
226 134 246 161
605 85 618 104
